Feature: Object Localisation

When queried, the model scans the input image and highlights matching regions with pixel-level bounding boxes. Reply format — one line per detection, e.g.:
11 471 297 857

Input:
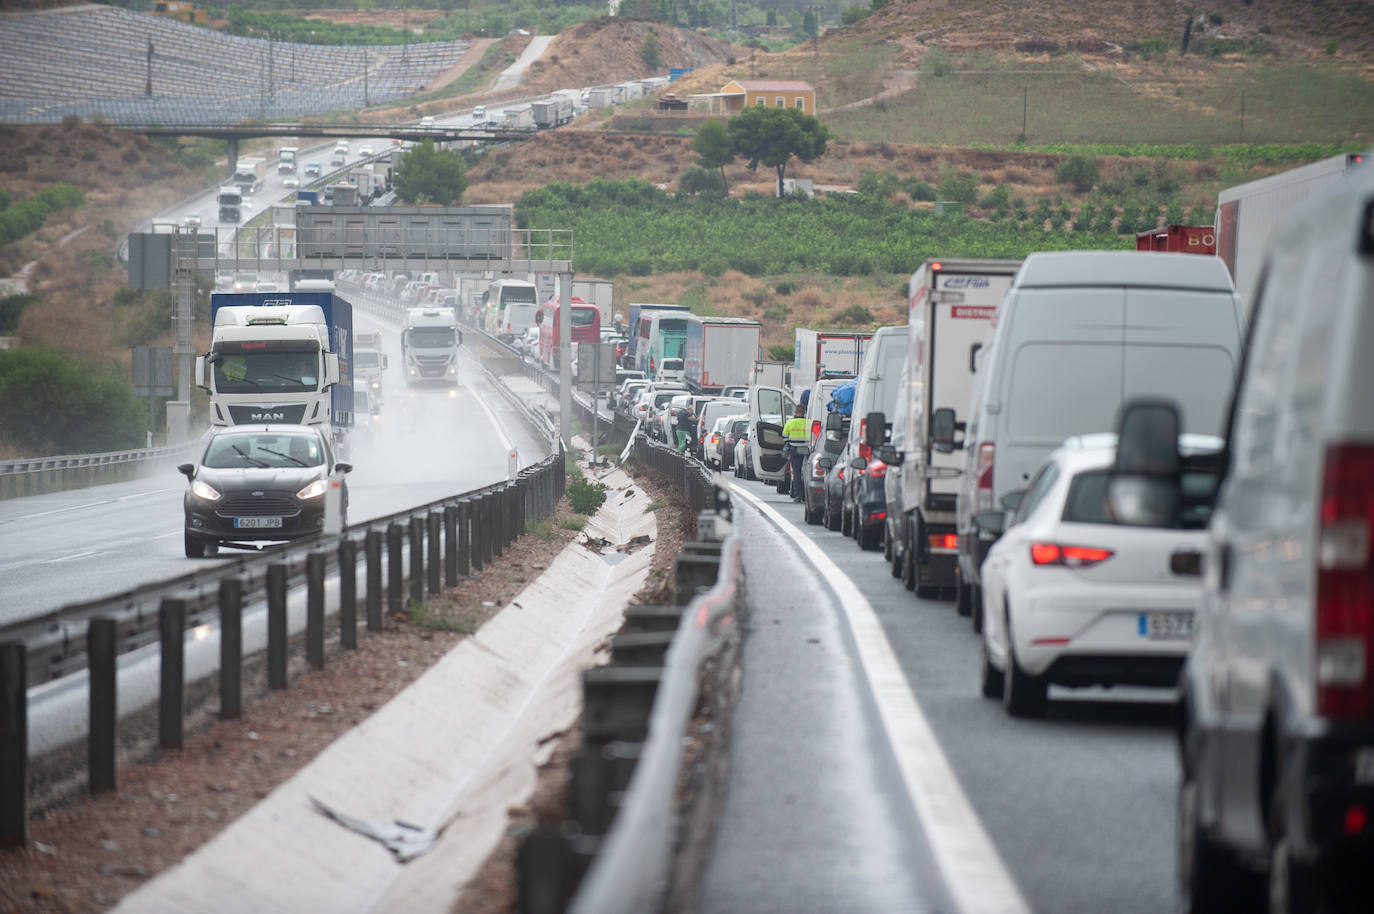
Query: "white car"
704 415 743 468
282 174 299 189
182 212 201 229
975 434 1221 717
472 105 485 120
359 145 373 158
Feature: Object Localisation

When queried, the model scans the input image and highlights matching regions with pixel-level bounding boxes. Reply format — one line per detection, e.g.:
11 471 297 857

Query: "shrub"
936 167 979 204
833 304 874 325
774 280 797 295
1118 202 1140 235
567 471 608 515
1127 37 1172 60
742 286 770 306
841 5 869 26
924 46 952 77
0 293 35 334
767 344 795 362
0 347 144 453
1055 155 1099 192
903 178 936 202
762 303 789 322
677 166 723 197
1033 197 1052 227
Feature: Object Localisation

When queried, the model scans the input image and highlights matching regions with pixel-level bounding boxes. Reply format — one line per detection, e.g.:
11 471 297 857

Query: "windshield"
213 350 319 394
572 308 597 328
1064 467 1218 529
355 351 380 370
203 433 324 469
408 327 455 348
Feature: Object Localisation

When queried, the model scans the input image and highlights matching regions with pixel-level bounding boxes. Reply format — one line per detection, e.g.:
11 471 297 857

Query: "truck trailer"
531 97 573 128
684 316 763 394
792 328 872 393
196 289 354 437
1216 151 1365 309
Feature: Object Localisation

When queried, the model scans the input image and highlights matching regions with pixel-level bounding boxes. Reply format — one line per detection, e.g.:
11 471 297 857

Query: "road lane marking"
42 550 101 564
463 376 517 478
731 482 1032 914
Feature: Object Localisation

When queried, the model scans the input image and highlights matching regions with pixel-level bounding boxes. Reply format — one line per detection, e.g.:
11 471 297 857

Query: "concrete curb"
111 468 656 914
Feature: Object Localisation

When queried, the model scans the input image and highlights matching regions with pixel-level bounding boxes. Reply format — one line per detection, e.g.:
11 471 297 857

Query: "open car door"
749 385 794 483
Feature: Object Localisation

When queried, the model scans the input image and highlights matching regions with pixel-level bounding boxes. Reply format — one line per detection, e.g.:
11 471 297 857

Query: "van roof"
1014 251 1235 291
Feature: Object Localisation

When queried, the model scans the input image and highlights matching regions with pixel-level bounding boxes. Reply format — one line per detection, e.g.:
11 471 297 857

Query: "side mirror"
381 355 389 370
851 456 868 471
825 411 843 433
931 407 959 453
324 353 340 387
865 411 886 449
334 462 353 474
973 510 1006 537
194 355 208 390
177 463 195 480
1107 399 1183 527
1000 489 1025 511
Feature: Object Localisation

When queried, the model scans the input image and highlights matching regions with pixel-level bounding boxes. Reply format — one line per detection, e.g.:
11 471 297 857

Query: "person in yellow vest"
781 404 809 502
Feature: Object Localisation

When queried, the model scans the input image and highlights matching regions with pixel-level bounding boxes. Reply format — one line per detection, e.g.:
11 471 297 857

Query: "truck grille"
218 494 299 516
226 404 307 425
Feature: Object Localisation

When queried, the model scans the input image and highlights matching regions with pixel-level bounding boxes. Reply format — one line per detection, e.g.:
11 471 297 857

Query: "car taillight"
976 442 995 512
711 433 720 444
858 418 871 461
811 419 821 440
867 458 887 478
1316 443 1374 719
813 460 826 478
929 534 958 551
1030 543 1114 567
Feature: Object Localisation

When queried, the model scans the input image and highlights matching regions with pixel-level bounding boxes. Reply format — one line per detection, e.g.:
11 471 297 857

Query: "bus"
539 296 601 369
482 278 539 341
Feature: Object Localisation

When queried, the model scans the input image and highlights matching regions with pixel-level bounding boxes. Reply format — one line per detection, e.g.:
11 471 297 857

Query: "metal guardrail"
0 441 201 500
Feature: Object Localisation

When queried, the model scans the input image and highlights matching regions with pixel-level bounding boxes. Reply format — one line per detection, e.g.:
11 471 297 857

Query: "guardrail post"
443 505 458 587
490 490 505 559
387 523 404 613
267 563 288 690
339 538 358 650
458 499 472 576
516 476 528 539
88 618 117 793
427 511 442 594
473 494 488 570
159 596 186 749
0 642 26 847
220 578 242 718
366 529 383 632
307 552 326 670
409 516 425 607
498 486 512 551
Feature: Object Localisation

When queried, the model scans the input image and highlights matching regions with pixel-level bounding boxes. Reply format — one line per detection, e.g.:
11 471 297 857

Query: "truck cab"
402 307 461 386
217 186 242 223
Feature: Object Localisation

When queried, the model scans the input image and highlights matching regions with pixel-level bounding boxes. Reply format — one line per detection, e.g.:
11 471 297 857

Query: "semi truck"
885 257 1021 596
505 105 537 130
402 307 461 386
278 146 299 175
531 97 573 128
1216 151 1365 310
572 277 615 324
792 328 872 393
232 156 268 195
195 287 354 440
684 316 763 394
217 186 243 223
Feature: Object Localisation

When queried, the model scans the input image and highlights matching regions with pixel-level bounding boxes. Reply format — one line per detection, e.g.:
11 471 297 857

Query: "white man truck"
217 186 243 223
278 146 299 175
402 307 462 386
883 257 1021 597
196 287 354 440
232 156 268 195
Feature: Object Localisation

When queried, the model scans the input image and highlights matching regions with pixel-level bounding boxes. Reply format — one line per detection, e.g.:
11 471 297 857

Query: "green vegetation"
559 517 587 531
0 294 35 335
1055 155 1100 192
641 31 663 70
767 344 796 361
0 348 145 453
394 140 468 206
0 184 85 247
407 600 475 634
825 52 1373 147
728 106 831 198
567 470 609 515
150 135 227 173
526 517 558 541
517 179 1131 279
220 2 603 44
691 119 735 197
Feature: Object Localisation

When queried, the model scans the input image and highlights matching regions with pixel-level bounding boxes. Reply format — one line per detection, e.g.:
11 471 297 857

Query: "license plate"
234 516 283 529
1138 611 1193 640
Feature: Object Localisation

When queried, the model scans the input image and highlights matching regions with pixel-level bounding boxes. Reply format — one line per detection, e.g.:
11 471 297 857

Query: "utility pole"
1239 89 1245 142
1022 85 1027 142
145 37 153 96
362 51 369 107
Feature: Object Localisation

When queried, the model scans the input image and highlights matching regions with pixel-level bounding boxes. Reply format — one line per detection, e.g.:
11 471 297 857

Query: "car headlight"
191 479 222 501
371 380 380 390
296 479 327 500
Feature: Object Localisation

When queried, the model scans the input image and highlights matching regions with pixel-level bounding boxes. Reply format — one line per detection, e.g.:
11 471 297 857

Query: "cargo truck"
402 307 461 386
572 277 615 324
278 146 298 175
792 328 872 393
684 316 763 394
217 186 243 223
232 156 268 195
880 257 1021 597
195 287 354 442
531 97 573 128
505 105 537 131
1216 151 1365 310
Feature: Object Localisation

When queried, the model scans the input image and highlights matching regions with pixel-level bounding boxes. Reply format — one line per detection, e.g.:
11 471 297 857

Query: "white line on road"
730 483 1032 914
464 377 518 479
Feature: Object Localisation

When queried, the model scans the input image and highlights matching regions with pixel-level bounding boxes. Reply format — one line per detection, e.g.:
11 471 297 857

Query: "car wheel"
971 583 985 633
888 534 901 576
825 501 841 531
1177 772 1262 914
841 504 853 537
184 530 205 559
884 525 895 563
956 571 973 617
804 499 821 526
858 517 879 551
1003 614 1048 718
776 474 789 495
979 638 1004 699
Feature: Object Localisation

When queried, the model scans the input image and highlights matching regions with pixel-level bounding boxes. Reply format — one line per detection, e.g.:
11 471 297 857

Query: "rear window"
1064 467 1218 529
572 308 597 327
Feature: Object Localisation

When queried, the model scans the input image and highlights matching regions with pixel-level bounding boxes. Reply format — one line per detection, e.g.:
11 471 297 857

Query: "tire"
776 473 790 495
956 571 973 617
1268 794 1323 914
888 533 902 577
1177 773 1263 914
979 638 1004 699
1003 615 1048 718
825 501 841 531
804 500 822 526
884 524 895 563
841 503 853 537
971 583 985 633
184 530 205 559
857 517 879 551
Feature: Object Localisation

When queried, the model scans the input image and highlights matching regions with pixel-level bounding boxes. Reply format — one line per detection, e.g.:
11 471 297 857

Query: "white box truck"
792 328 872 392
684 316 763 394
232 156 268 195
883 257 1021 596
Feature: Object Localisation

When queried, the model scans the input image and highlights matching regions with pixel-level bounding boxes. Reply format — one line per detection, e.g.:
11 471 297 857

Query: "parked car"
842 326 909 550
179 425 350 558
959 251 1244 631
975 433 1220 717
804 411 848 526
819 442 850 532
721 417 749 473
704 415 741 469
1106 155 1374 914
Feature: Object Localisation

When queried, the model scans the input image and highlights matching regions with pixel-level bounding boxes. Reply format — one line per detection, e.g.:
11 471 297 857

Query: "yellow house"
719 80 816 116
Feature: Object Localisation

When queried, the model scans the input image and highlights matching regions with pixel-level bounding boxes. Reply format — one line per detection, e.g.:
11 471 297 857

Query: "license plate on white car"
1138 611 1193 639
234 516 283 529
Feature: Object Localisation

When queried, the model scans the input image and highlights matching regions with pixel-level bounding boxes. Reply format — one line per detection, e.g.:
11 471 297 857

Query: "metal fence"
0 442 201 501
